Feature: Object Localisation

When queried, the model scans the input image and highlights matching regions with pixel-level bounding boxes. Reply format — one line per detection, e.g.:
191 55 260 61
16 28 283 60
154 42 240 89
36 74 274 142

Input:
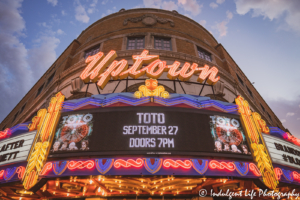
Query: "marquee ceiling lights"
80 50 220 89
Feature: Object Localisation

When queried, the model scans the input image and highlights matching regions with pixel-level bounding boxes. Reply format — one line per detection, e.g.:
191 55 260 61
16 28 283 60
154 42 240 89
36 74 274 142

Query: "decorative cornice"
123 14 174 27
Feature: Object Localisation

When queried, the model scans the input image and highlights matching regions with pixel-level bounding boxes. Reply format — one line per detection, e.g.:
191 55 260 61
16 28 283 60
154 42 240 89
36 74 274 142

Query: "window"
13 112 19 122
236 73 244 85
20 104 26 114
2 125 6 131
84 45 100 59
46 72 55 86
154 37 172 51
36 84 44 97
246 86 253 98
260 104 265 112
127 37 145 50
267 112 272 121
197 47 212 62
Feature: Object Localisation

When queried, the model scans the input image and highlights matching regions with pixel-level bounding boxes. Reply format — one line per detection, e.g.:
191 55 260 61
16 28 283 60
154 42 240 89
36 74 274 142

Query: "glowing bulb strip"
40 162 53 175
249 163 261 177
25 158 260 179
114 158 144 168
163 159 192 169
235 96 278 189
62 93 238 114
16 166 25 179
68 160 95 170
269 127 300 147
0 128 11 140
274 168 283 180
208 160 235 171
80 49 220 90
0 166 25 181
23 92 65 190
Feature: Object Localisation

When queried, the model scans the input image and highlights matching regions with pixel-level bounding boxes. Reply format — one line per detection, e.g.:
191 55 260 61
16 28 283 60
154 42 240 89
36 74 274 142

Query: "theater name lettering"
80 49 220 89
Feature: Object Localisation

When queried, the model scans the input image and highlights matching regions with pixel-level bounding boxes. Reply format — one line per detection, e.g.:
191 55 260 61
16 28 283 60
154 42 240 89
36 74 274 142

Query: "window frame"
246 86 253 98
154 37 172 51
46 71 56 87
127 37 145 50
260 104 265 112
236 73 244 86
197 46 212 62
267 112 272 121
84 45 100 59
36 84 44 98
20 103 26 114
13 112 19 122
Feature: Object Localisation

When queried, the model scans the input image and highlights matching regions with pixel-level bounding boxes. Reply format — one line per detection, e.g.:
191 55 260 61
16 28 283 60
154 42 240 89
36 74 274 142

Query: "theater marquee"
0 131 36 166
263 133 300 170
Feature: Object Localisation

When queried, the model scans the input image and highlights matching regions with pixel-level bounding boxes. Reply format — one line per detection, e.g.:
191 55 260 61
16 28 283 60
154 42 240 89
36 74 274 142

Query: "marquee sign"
263 133 300 170
49 107 251 159
235 96 278 189
0 131 36 166
80 50 220 89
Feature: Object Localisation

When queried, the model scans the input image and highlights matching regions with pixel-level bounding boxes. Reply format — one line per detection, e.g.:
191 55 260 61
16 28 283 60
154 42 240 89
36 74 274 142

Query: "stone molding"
123 14 175 27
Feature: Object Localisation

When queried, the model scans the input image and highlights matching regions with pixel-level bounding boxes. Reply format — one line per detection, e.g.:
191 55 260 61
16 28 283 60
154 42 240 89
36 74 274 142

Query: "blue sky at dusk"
1 0 300 136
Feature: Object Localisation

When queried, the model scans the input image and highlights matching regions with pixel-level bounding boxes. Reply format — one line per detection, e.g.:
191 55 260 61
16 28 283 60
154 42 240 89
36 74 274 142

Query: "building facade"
0 8 298 200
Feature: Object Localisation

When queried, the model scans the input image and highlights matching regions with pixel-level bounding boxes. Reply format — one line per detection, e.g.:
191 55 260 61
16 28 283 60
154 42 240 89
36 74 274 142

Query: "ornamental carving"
123 14 174 27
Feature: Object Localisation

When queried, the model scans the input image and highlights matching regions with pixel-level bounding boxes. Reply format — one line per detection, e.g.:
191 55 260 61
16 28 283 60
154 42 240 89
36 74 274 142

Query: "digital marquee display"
49 107 251 158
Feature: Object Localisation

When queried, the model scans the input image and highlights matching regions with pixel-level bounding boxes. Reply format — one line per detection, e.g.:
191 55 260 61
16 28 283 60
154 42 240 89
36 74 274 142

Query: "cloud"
47 0 58 6
0 0 61 124
212 10 233 37
267 96 300 138
88 0 98 14
61 10 66 16
210 2 218 9
0 0 30 122
216 0 225 4
75 2 90 23
286 112 295 117
56 29 64 35
226 10 233 19
28 36 60 78
162 1 178 10
235 0 300 34
178 0 202 16
281 119 286 123
143 0 162 8
297 118 300 120
199 19 206 27
102 0 108 5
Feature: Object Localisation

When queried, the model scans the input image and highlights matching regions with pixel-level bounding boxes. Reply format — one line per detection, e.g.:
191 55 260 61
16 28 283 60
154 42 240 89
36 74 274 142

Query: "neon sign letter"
80 50 220 90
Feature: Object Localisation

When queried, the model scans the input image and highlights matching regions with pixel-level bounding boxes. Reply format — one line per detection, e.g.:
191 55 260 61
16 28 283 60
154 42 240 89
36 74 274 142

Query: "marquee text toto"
80 50 220 89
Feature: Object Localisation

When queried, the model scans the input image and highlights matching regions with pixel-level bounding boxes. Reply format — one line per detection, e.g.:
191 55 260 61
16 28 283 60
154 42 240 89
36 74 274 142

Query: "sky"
0 0 300 137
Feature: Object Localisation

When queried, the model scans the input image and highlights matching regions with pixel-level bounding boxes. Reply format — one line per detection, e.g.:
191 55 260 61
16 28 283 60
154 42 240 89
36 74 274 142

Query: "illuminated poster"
50 114 93 153
210 115 251 155
49 107 252 159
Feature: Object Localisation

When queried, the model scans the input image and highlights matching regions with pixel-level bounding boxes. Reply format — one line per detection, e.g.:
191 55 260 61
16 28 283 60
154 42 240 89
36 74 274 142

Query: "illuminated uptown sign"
0 131 36 166
80 50 220 89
